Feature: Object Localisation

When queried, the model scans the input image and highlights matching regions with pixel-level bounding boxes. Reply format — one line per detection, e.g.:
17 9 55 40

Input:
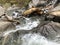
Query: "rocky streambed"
0 0 60 45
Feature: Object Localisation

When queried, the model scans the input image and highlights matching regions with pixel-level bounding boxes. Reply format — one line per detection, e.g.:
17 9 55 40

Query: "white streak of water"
16 19 39 30
21 33 60 45
3 17 40 36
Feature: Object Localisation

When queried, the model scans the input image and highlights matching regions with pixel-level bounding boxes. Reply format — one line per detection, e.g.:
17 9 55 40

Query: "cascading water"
21 33 60 45
3 16 40 36
16 17 40 30
0 0 60 44
1 16 60 45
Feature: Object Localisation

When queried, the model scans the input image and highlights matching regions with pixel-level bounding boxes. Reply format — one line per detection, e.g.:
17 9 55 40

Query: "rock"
7 4 20 11
28 0 47 8
37 21 60 40
50 10 60 16
0 6 5 15
0 21 15 34
51 4 60 11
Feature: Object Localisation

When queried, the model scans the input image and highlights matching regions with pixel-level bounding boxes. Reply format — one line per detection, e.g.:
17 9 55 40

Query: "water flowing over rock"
21 33 60 45
1 16 60 45
0 0 60 45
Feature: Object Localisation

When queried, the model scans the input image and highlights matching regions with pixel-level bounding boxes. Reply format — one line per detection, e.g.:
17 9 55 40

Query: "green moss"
0 0 30 7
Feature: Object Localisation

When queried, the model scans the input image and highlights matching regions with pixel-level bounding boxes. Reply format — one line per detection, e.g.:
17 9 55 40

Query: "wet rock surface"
0 0 60 45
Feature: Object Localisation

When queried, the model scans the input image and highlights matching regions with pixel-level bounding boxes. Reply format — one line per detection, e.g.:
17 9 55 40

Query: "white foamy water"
21 33 60 45
2 17 60 45
3 17 40 36
16 18 40 30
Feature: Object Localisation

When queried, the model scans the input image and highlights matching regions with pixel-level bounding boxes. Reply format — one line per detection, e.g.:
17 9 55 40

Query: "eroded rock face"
37 21 60 39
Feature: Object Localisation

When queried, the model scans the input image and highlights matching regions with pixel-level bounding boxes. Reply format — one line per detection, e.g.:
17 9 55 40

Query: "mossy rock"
3 3 11 10
0 0 30 8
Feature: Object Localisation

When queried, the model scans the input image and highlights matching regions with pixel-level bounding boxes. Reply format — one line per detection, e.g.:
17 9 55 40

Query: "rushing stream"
0 0 60 45
3 17 40 36
21 33 60 45
1 15 60 45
